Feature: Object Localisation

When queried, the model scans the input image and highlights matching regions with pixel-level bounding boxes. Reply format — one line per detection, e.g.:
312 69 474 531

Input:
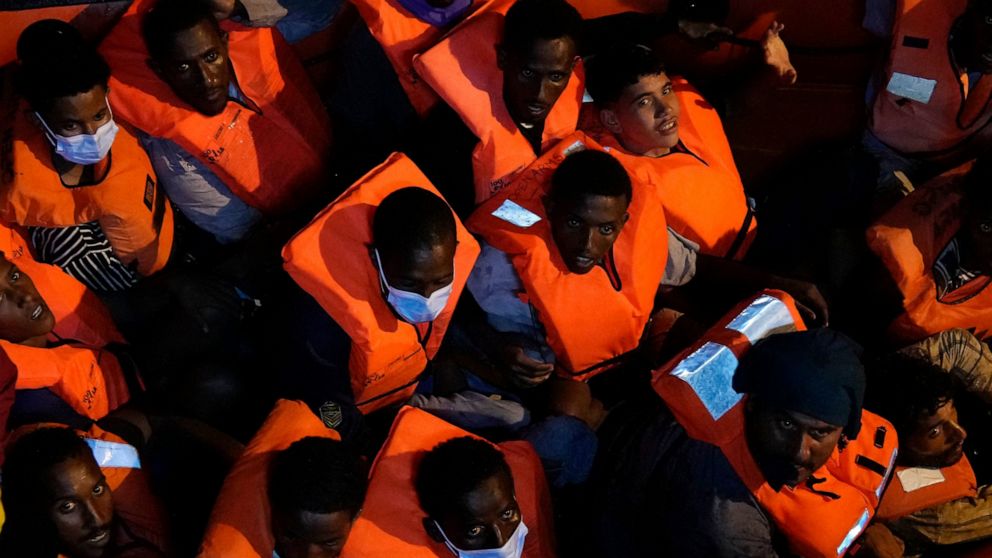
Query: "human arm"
855 523 906 558
887 485 992 547
899 329 992 403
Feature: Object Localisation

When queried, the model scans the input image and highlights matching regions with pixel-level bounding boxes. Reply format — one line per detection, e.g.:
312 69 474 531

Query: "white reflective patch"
87 439 141 469
837 509 871 556
897 466 945 492
671 342 743 421
876 447 899 500
492 199 542 228
886 72 936 104
562 140 587 156
726 295 797 344
582 89 594 103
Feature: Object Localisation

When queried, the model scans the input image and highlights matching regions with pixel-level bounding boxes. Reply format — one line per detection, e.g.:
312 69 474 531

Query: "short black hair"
1 427 93 551
415 437 513 519
269 437 367 519
586 43 666 106
14 20 111 114
142 0 222 61
372 187 457 258
550 149 633 206
864 353 956 437
502 0 582 57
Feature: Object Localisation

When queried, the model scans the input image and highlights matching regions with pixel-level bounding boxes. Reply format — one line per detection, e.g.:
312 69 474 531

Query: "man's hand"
761 21 798 85
776 278 830 328
497 336 555 389
858 524 905 558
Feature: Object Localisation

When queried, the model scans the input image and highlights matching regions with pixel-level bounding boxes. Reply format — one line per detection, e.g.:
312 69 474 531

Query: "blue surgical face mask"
435 520 528 558
396 0 473 26
36 99 119 165
374 248 453 323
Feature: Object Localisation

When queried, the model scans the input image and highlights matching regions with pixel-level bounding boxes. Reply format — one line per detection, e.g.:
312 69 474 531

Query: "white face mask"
374 248 453 323
436 520 528 558
36 99 119 165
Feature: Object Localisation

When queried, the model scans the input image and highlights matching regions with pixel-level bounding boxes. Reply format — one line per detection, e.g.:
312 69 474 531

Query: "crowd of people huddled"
0 0 990 556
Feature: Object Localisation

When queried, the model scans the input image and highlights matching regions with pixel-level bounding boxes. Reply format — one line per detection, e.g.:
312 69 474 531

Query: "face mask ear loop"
34 112 60 147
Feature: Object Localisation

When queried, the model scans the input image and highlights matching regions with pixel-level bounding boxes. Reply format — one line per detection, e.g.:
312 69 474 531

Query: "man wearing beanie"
591 328 897 557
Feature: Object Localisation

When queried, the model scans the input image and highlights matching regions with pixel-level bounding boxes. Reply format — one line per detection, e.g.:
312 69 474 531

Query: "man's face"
375 236 456 298
46 455 115 558
964 198 992 274
151 20 231 116
746 400 844 488
548 193 629 274
964 7 992 71
600 72 681 157
901 400 967 469
498 37 577 126
0 254 55 343
273 507 355 558
434 470 521 551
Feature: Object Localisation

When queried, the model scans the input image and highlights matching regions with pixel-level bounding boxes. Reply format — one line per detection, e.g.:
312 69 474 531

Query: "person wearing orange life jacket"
860 332 992 556
199 399 365 558
406 0 584 216
594 316 897 557
340 406 555 558
863 0 992 210
2 20 174 293
866 158 992 344
280 155 479 436
0 425 169 558
98 0 331 245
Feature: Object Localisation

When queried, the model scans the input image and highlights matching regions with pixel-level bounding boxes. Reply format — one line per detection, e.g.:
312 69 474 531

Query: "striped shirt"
30 222 139 292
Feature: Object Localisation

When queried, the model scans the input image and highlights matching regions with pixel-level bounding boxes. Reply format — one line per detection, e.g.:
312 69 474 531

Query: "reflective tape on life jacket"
868 0 992 154
341 406 556 558
412 0 585 203
652 291 899 558
99 0 332 215
199 399 340 558
866 164 992 342
0 221 123 347
351 0 486 116
7 341 130 421
7 422 170 554
1 107 173 276
877 455 978 520
584 77 755 259
467 132 668 381
283 153 480 413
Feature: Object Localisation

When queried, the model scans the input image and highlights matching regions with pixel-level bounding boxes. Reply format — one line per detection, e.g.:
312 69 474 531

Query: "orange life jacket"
198 399 340 558
584 77 755 258
866 165 992 342
7 422 170 554
283 153 480 413
651 290 899 558
0 222 123 347
351 0 486 116
412 0 585 203
876 456 978 521
7 341 130 421
99 0 332 215
467 133 668 381
1 107 173 276
341 406 556 558
868 0 992 154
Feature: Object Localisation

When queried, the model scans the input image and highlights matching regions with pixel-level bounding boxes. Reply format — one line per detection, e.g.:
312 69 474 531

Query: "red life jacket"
868 0 992 154
1 107 173 276
877 456 978 521
866 164 992 342
584 77 755 258
412 0 585 203
652 290 899 558
7 341 130 421
341 406 556 558
99 0 332 215
283 153 480 413
0 222 123 347
198 399 340 558
351 0 486 116
467 133 668 381
7 422 170 554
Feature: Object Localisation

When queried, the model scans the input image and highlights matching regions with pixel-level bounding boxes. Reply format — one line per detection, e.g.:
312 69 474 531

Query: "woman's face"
39 84 111 137
44 454 115 558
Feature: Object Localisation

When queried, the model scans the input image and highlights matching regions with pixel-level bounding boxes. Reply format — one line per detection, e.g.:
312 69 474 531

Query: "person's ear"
571 55 580 70
496 44 507 71
423 517 445 543
622 211 630 225
600 108 623 135
220 29 229 47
